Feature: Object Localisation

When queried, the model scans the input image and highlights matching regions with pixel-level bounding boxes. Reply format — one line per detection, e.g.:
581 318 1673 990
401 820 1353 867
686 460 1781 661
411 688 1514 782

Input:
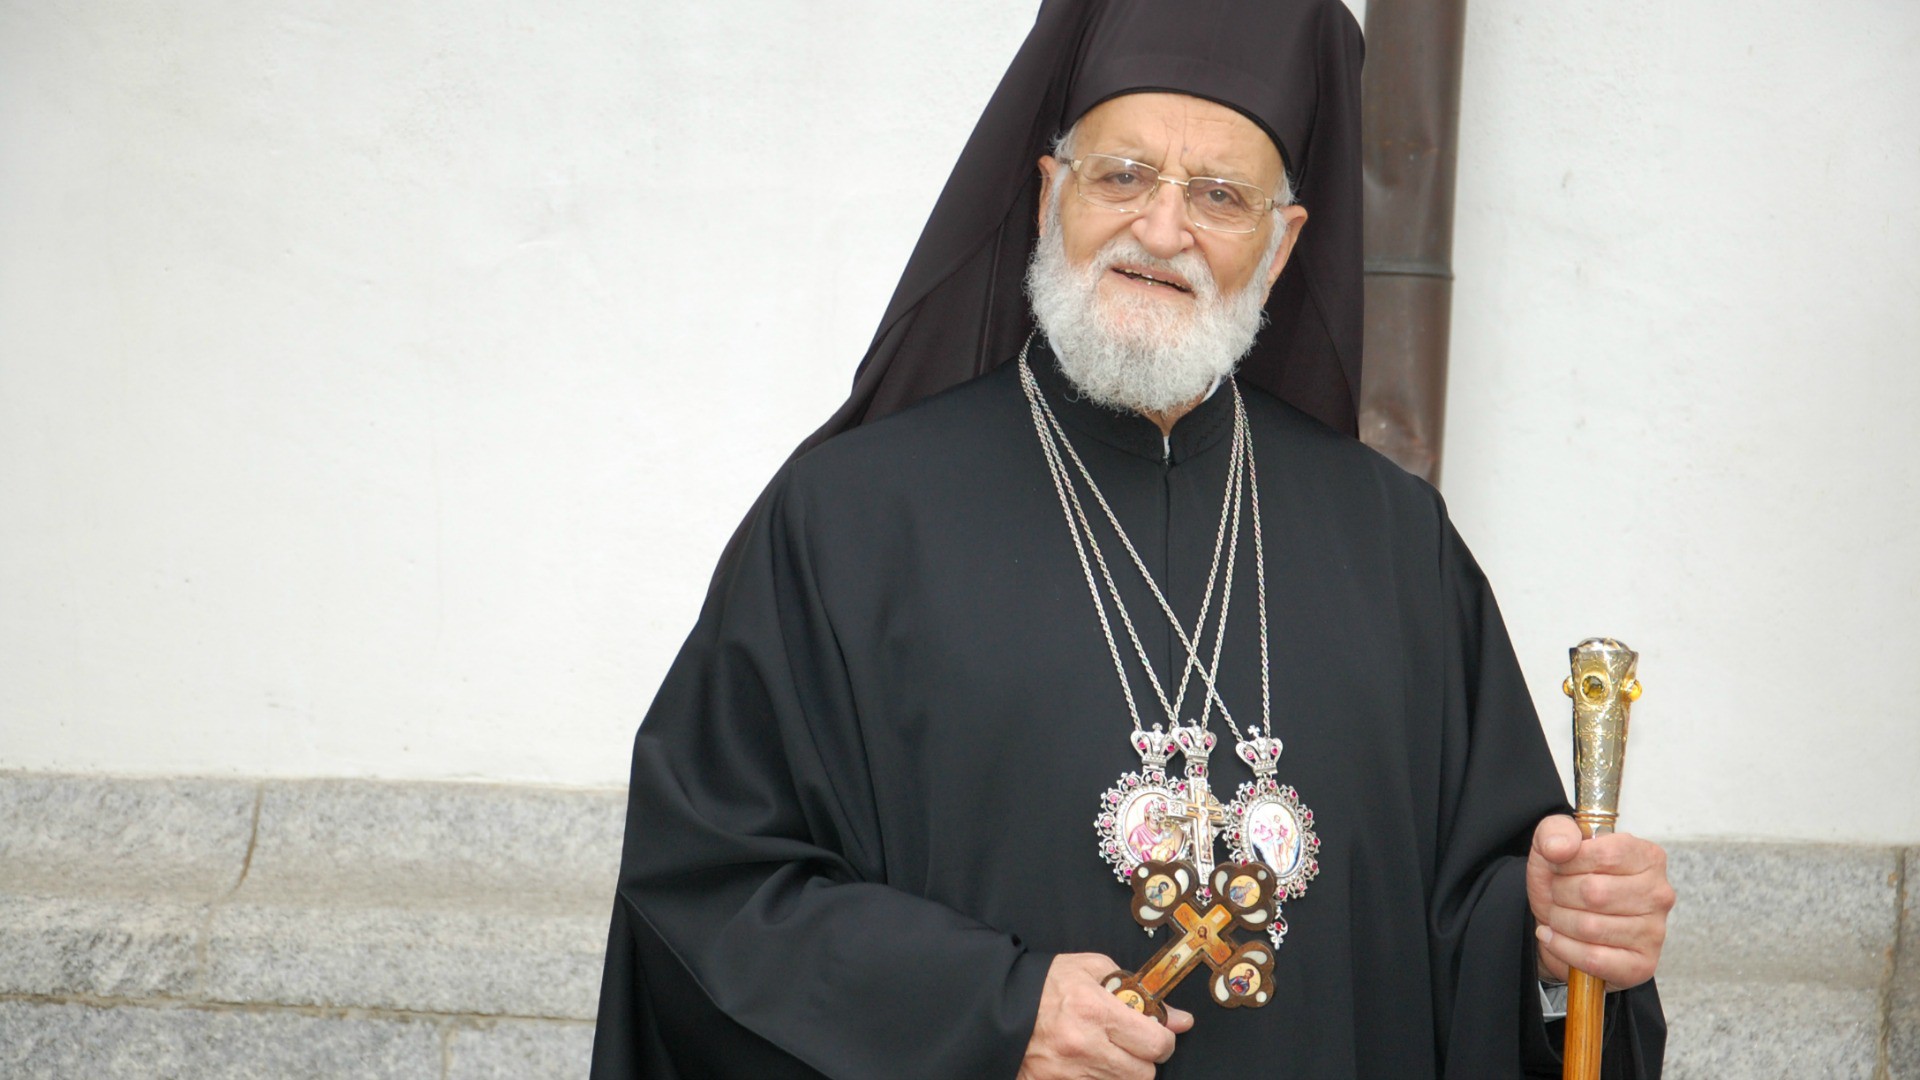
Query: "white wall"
2 1 1913 843
1445 0 1920 844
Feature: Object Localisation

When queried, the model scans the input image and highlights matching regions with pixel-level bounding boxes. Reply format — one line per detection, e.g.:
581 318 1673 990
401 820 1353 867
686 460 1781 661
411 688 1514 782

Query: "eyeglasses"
1065 153 1278 235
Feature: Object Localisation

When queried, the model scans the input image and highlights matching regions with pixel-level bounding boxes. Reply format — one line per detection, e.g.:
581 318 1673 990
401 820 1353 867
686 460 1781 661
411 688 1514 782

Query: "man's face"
1036 92 1307 327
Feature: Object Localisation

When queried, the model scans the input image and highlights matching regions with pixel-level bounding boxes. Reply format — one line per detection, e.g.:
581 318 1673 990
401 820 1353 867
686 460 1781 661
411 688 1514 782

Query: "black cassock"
591 349 1664 1079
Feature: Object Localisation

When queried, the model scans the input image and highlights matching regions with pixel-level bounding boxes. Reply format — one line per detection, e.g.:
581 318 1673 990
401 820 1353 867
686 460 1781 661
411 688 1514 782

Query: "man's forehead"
1075 92 1284 179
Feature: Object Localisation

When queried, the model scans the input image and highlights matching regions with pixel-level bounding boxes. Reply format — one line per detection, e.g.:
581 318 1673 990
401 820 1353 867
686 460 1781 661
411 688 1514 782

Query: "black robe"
591 348 1665 1078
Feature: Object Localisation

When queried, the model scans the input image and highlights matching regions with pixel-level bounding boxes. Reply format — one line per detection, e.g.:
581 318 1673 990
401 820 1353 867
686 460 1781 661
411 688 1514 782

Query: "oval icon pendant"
1095 770 1196 883
1224 778 1320 944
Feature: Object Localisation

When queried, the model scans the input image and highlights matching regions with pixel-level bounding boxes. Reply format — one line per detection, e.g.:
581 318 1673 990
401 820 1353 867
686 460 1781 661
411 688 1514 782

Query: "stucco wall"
2 1 1915 842
1444 0 1920 844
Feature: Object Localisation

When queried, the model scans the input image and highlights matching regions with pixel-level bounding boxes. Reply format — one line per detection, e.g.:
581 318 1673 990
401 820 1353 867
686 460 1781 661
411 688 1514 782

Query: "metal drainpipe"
1358 0 1467 485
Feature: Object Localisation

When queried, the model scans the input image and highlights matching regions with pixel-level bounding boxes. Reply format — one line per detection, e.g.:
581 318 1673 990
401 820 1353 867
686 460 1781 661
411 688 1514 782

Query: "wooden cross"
1103 859 1280 1022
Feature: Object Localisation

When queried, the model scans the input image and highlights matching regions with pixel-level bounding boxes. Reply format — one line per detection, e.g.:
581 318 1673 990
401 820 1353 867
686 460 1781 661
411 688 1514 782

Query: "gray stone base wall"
2 772 1914 1078
1 774 619 1079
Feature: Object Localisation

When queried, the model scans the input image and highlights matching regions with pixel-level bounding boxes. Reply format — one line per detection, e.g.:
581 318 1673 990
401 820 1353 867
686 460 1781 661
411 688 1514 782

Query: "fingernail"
1536 925 1553 944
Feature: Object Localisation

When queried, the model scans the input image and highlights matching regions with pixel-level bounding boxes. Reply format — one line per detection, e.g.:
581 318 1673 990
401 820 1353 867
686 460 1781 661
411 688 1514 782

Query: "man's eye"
1199 184 1248 210
1104 171 1144 187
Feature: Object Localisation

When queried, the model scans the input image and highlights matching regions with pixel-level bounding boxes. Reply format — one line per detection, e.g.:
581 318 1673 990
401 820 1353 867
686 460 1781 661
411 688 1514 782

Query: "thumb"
1164 1005 1195 1033
1532 814 1583 866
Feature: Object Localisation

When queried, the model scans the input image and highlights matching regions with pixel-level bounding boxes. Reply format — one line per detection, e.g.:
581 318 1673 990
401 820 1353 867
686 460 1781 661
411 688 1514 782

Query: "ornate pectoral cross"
1169 789 1226 878
1103 860 1281 1023
1169 725 1226 877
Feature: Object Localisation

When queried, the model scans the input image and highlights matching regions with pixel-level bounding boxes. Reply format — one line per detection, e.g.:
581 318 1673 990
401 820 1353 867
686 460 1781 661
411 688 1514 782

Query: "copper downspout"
1358 0 1468 484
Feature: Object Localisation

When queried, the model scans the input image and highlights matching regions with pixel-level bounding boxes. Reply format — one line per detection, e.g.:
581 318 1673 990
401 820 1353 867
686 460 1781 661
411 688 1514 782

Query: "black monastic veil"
591 1 1664 1076
799 0 1364 453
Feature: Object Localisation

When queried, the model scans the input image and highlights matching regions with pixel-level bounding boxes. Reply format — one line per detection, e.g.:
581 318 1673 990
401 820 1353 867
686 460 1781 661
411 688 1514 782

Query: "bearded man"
592 2 1673 1077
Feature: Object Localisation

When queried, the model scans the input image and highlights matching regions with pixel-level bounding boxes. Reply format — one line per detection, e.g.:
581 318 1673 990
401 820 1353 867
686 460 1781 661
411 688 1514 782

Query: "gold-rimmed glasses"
1066 153 1279 235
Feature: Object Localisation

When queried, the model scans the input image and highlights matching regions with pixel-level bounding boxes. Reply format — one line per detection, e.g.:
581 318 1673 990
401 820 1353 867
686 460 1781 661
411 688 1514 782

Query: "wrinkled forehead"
1069 91 1286 185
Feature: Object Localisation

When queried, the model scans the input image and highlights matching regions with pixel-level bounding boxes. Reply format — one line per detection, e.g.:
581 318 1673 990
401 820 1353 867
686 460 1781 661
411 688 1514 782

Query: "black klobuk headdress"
799 0 1366 447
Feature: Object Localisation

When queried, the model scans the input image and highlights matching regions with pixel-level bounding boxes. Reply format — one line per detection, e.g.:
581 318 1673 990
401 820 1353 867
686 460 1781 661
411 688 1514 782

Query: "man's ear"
1036 155 1062 233
1264 204 1310 290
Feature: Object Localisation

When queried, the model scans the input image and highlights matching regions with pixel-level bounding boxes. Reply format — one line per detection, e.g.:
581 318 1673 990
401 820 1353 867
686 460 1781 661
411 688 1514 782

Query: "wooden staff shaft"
1563 969 1606 1079
1561 814 1609 1079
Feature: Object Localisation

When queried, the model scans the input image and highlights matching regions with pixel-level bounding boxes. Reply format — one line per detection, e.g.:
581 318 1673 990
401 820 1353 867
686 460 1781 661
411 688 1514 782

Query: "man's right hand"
1017 953 1194 1080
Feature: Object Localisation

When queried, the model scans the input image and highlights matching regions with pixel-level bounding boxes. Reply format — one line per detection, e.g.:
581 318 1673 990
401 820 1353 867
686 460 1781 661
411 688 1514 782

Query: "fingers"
1546 863 1677 916
1546 832 1666 878
1531 814 1583 864
1164 1005 1195 1034
1077 958 1185 1066
1026 953 1176 1078
1528 828 1676 990
1534 938 1570 984
1540 904 1669 951
1535 924 1660 990
1104 1004 1178 1064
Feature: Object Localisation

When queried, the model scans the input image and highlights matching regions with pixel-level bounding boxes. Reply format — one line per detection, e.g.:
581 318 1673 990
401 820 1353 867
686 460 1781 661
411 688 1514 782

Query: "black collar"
1027 337 1237 466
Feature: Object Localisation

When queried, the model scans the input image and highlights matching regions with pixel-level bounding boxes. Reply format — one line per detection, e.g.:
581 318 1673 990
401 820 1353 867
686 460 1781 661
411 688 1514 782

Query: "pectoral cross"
1104 860 1280 1022
1169 724 1226 876
1169 789 1226 877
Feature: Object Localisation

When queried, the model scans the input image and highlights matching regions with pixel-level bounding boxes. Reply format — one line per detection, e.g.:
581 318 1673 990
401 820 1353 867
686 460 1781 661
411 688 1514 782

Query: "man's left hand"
1526 814 1676 989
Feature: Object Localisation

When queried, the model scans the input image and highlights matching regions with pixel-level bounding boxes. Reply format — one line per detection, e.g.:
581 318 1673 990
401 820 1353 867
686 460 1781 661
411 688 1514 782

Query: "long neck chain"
1032 371 1250 741
1018 338 1273 746
1021 356 1234 732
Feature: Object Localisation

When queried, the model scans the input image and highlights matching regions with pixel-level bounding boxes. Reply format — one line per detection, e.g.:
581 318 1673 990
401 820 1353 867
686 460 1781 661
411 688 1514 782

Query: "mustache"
1083 237 1219 300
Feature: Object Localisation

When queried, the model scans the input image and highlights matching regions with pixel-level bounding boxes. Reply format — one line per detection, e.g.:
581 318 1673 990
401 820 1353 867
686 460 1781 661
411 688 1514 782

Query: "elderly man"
592 2 1672 1078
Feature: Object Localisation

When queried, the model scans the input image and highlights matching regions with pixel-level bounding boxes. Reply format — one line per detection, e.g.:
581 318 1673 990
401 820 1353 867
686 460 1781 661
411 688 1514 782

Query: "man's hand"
1527 814 1676 989
1018 953 1194 1080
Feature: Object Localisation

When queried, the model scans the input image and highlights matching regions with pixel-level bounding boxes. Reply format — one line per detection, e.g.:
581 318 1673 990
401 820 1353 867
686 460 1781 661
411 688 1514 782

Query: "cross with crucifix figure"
1103 859 1280 1021
1168 725 1227 876
1167 789 1226 877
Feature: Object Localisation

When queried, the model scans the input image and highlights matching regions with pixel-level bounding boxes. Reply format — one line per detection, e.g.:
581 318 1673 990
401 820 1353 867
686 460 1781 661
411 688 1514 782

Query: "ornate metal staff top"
1562 637 1641 837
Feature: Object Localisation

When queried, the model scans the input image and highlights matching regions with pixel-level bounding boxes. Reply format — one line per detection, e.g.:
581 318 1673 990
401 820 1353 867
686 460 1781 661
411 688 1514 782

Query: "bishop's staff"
1559 638 1642 1080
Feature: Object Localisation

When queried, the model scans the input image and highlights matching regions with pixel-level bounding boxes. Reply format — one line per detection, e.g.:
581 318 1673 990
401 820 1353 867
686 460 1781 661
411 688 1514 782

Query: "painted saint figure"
1126 796 1187 863
1248 805 1301 877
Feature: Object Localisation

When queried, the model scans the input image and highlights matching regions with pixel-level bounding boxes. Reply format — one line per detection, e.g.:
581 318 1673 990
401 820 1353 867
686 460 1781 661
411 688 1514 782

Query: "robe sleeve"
1427 509 1666 1079
589 469 1051 1080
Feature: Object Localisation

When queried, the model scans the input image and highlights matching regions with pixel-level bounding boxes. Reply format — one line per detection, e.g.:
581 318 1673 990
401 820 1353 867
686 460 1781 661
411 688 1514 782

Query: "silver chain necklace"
1026 360 1244 733
1017 335 1320 943
1029 359 1251 741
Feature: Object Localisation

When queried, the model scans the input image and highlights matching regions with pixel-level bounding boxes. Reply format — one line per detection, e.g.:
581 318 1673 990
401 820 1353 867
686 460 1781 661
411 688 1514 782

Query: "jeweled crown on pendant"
1235 734 1284 778
1172 724 1217 778
1130 725 1178 772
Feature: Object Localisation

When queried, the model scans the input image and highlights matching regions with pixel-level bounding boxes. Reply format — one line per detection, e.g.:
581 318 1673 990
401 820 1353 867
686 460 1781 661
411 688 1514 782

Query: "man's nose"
1131 178 1195 259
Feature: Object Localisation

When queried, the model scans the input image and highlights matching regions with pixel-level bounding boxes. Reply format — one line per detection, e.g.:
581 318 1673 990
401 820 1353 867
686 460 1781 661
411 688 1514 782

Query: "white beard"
1025 199 1283 415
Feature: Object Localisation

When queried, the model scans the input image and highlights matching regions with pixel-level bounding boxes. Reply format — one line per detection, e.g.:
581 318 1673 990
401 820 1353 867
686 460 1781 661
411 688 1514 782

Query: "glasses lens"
1186 179 1265 232
1076 155 1158 208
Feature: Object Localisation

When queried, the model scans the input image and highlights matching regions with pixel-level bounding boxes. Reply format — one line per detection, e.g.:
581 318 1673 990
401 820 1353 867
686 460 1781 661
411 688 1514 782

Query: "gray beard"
1025 206 1282 415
